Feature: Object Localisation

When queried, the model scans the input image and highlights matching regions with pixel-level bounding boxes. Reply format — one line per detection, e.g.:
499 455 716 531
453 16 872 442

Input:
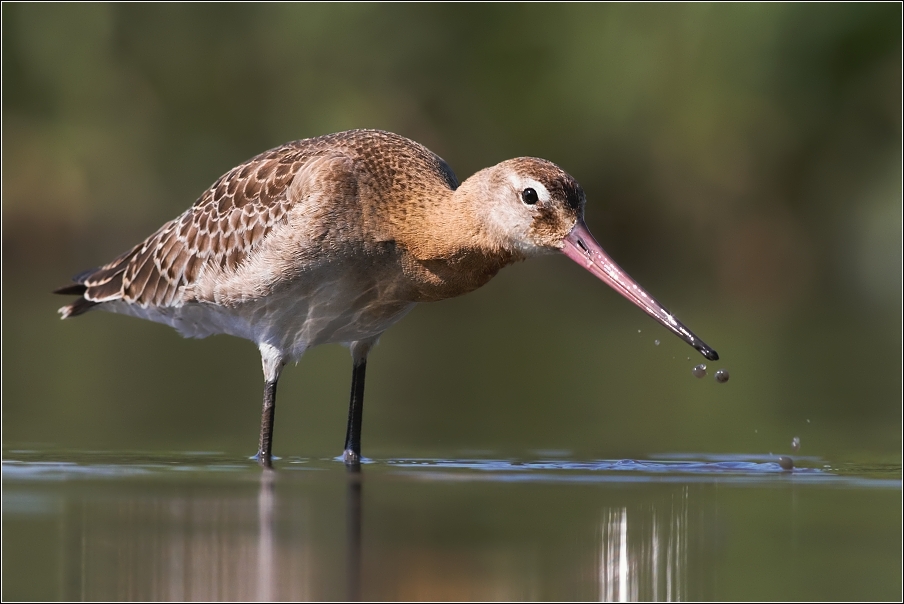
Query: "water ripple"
2 452 900 488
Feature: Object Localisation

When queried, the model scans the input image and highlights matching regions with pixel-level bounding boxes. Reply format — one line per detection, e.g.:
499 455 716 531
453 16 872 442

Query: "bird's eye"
521 188 539 205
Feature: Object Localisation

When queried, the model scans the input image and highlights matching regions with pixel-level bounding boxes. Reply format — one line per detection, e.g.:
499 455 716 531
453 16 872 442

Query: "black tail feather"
55 267 102 317
59 296 100 318
54 265 101 295
53 283 88 296
72 266 99 283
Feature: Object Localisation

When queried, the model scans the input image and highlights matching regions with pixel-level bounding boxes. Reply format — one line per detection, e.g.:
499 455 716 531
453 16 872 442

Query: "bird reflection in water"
255 466 362 600
43 463 707 600
345 463 363 602
256 465 363 601
256 469 276 602
599 487 689 602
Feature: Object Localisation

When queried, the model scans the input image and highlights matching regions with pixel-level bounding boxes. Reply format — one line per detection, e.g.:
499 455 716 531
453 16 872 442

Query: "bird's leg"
257 380 279 468
257 343 286 469
343 338 376 465
342 361 367 465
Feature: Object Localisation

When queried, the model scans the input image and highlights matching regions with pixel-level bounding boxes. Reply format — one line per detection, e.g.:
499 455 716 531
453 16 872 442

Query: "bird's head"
462 157 585 256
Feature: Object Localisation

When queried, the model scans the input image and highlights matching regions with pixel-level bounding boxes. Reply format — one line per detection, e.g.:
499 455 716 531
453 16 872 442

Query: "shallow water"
3 450 900 601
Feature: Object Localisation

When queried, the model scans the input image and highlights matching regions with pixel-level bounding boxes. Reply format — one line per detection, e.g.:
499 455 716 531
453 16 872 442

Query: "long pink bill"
562 221 719 361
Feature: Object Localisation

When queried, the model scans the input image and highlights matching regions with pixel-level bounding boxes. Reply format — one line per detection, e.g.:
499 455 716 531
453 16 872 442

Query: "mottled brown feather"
55 134 369 308
69 141 313 308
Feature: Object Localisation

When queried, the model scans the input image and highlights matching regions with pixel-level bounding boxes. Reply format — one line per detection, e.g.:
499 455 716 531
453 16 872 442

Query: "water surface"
3 450 900 601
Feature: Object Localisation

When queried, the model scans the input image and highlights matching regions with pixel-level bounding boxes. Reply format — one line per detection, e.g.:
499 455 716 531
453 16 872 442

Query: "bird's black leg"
257 378 279 468
257 344 285 469
342 359 367 465
343 339 375 465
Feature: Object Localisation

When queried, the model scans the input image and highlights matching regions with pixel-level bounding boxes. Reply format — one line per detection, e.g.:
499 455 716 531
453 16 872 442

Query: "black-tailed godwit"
56 129 718 467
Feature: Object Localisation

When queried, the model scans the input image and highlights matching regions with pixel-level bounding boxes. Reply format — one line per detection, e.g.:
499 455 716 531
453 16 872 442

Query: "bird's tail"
53 262 124 318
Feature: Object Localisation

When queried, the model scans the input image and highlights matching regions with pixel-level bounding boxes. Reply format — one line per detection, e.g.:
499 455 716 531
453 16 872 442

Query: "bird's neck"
390 171 524 302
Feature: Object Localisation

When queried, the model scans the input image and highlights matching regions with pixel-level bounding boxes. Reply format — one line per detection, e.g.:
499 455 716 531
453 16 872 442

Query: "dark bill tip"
696 343 719 361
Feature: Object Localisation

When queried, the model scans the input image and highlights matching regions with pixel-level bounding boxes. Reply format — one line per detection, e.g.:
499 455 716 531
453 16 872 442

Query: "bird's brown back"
59 130 463 315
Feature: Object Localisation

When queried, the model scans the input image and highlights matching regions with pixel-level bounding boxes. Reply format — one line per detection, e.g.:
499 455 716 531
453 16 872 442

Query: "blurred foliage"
2 4 901 459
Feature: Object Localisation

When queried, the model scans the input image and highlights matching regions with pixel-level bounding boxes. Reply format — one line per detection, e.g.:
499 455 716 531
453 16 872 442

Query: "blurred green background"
3 3 901 461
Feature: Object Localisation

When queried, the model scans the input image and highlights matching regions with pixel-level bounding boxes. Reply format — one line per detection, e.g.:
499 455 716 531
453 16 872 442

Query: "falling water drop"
692 364 707 378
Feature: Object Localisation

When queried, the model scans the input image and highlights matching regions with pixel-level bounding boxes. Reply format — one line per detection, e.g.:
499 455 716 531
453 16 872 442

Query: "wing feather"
69 142 311 309
55 129 452 318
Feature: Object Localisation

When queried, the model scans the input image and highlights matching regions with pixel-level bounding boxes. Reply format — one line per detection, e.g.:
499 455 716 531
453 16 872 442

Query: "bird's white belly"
103 263 416 361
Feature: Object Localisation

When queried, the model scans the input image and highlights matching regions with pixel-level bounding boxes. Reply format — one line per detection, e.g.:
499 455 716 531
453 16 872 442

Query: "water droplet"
714 369 729 383
638 330 641 333
806 419 810 423
654 339 660 346
778 456 794 470
791 436 800 452
692 364 707 378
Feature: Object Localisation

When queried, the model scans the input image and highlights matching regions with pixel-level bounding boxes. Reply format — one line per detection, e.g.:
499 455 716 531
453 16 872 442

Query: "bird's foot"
253 450 274 469
342 449 361 466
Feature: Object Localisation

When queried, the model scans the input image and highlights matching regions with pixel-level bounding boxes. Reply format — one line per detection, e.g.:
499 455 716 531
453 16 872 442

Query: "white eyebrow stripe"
508 176 551 204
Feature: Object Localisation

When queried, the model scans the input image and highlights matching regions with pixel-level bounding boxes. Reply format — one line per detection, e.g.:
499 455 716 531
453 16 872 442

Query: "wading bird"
56 129 718 467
